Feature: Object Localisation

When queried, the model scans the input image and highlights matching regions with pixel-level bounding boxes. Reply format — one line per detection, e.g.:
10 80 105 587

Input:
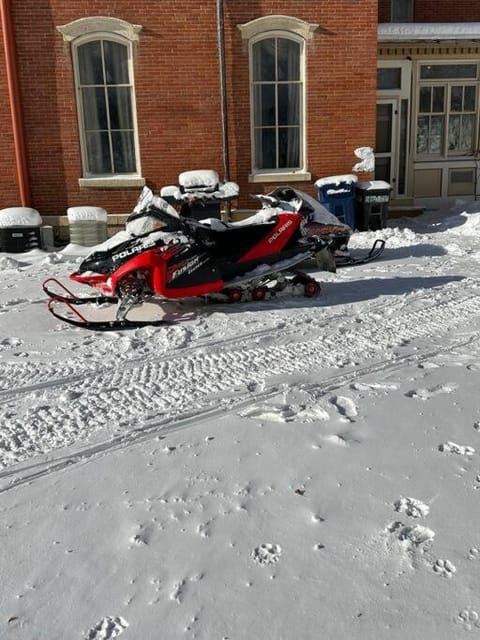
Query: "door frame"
377 60 412 199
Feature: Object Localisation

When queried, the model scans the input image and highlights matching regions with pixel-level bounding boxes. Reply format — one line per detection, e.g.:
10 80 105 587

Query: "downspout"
216 0 231 218
1 0 30 206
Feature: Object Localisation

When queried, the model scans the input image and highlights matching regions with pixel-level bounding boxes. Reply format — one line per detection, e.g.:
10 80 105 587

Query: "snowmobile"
42 187 335 331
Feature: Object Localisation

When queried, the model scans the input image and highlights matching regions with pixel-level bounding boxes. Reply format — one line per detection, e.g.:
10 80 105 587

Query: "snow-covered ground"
2 201 480 639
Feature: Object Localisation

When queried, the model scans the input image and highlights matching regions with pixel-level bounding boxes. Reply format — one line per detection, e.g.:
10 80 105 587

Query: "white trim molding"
57 16 142 43
379 22 480 42
238 15 318 42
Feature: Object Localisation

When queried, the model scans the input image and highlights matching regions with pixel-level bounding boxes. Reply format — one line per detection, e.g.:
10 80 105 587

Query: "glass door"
375 100 395 186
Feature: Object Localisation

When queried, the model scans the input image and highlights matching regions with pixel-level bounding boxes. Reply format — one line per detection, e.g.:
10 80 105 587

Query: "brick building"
0 1 479 231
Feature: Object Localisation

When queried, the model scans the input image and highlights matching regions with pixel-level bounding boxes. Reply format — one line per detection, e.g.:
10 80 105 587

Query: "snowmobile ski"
47 296 173 331
335 239 386 267
42 277 118 305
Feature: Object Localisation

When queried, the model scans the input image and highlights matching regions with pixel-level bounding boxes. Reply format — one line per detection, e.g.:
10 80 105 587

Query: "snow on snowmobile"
42 187 334 331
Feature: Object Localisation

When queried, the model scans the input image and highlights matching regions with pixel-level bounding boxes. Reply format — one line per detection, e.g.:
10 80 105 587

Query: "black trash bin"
183 200 221 221
355 181 391 231
0 226 41 252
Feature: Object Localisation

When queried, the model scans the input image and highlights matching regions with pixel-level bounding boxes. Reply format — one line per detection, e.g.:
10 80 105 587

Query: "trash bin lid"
356 180 391 191
314 174 358 188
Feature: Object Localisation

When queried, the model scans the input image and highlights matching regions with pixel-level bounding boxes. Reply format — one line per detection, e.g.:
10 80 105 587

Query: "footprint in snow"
170 574 204 604
329 395 357 421
433 559 456 578
0 337 22 350
405 383 458 400
350 382 399 392
84 616 128 639
439 442 475 456
387 521 435 547
455 608 480 631
394 496 430 519
239 402 329 423
252 543 282 566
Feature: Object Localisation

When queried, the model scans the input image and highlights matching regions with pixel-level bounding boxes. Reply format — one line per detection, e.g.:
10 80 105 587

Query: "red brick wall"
379 0 480 23
0 1 377 214
414 1 480 21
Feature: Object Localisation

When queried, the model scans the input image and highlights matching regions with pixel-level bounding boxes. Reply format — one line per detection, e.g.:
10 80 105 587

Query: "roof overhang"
378 22 480 43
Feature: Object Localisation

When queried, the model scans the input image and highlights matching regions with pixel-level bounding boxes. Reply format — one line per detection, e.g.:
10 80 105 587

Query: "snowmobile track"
1 280 480 473
0 332 477 494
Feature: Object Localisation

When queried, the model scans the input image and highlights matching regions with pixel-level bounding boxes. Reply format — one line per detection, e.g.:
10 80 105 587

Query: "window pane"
376 103 392 153
108 87 133 129
375 156 391 182
253 84 275 126
448 114 461 150
416 116 429 153
278 127 299 168
432 87 445 113
391 0 413 22
112 131 136 173
252 39 275 82
461 114 475 152
278 84 299 126
103 41 129 84
377 68 402 90
85 131 111 174
419 87 431 113
78 41 103 85
255 128 275 169
430 115 444 153
82 87 107 130
420 64 477 79
450 86 463 112
277 39 300 81
465 86 476 111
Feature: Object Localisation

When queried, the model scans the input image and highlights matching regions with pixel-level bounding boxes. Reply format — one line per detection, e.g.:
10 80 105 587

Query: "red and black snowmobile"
43 187 335 330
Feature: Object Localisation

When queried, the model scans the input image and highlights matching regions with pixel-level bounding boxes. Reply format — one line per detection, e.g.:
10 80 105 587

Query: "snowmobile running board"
335 239 386 267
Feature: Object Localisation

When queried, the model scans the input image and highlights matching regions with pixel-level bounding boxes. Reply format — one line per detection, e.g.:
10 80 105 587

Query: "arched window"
239 16 317 182
75 37 136 175
58 17 144 187
251 36 302 171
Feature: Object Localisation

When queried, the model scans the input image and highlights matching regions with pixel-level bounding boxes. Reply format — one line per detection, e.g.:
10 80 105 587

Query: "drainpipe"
1 0 30 206
216 0 231 218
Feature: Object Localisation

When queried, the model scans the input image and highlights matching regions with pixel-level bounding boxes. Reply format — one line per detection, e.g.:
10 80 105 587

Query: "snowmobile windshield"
126 194 182 236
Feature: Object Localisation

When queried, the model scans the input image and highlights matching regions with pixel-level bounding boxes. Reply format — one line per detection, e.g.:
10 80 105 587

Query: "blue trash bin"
315 174 358 229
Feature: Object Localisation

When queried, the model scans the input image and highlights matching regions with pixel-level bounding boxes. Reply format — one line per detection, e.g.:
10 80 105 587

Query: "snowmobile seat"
198 206 282 231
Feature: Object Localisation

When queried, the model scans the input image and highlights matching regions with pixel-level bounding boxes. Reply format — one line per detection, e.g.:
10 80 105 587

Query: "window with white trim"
57 17 143 185
416 63 479 158
74 37 138 176
238 16 316 181
251 36 303 172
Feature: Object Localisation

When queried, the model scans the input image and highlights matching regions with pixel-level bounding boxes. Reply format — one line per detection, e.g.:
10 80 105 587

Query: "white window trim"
239 23 318 183
58 17 144 188
414 59 480 161
238 15 318 42
57 16 142 43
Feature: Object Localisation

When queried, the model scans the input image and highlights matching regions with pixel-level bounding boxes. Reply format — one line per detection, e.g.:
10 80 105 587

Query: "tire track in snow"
0 332 477 494
1 285 480 471
0 304 356 401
